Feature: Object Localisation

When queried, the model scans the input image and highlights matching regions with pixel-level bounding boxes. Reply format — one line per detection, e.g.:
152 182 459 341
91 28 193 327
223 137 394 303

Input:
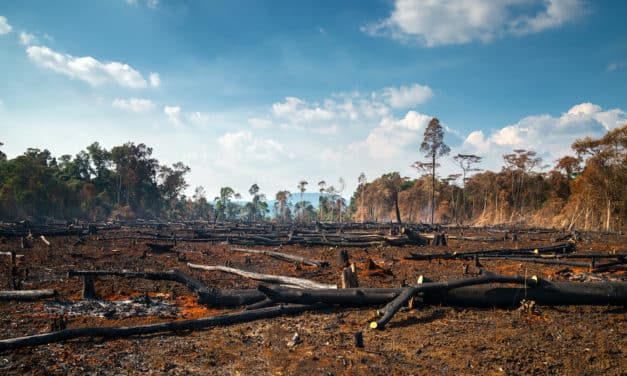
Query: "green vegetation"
0 124 624 230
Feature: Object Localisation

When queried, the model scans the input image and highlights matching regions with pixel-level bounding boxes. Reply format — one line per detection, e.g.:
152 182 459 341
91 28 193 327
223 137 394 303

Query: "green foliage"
0 142 191 221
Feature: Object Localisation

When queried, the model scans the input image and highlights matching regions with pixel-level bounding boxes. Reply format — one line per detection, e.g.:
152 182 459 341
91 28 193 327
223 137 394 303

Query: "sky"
1 0 626 199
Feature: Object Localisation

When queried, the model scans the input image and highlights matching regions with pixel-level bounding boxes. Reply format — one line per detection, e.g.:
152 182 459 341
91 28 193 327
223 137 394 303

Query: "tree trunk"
431 154 436 225
0 289 57 301
187 263 337 289
394 196 402 225
0 304 324 351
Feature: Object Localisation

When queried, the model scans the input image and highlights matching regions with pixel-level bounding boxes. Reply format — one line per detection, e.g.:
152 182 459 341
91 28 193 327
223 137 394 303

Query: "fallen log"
187 263 337 289
425 282 627 307
230 247 329 268
478 256 626 270
406 243 576 261
0 303 325 351
68 269 208 293
197 281 627 308
0 289 58 301
371 271 540 330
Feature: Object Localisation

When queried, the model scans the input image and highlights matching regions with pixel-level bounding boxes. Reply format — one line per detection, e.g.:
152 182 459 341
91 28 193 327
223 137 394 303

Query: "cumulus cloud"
462 102 626 170
26 45 153 88
19 32 36 45
164 105 182 123
149 72 160 87
363 0 586 46
163 105 213 126
381 83 433 108
218 131 290 162
272 97 335 122
365 110 433 158
112 98 155 112
0 16 12 35
248 118 273 129
268 82 430 128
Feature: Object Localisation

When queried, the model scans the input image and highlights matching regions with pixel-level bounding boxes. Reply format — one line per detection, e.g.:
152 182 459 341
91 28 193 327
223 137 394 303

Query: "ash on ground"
44 295 179 319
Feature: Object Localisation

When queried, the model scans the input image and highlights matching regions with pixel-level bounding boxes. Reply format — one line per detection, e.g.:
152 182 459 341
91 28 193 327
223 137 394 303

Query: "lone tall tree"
420 118 450 225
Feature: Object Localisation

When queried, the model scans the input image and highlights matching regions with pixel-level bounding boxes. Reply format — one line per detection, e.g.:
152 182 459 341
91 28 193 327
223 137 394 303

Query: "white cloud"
461 102 626 170
607 60 627 72
149 72 160 87
268 82 431 128
365 110 433 158
163 105 214 126
164 105 182 123
248 118 273 129
272 97 335 122
363 0 586 47
382 83 433 108
112 98 155 112
126 0 159 8
218 131 290 162
0 16 12 35
19 32 36 45
26 45 152 88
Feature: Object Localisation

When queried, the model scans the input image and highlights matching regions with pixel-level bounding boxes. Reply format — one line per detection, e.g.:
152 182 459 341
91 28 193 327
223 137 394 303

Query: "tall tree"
380 172 405 224
297 180 308 221
317 180 327 221
248 183 260 221
420 118 450 225
453 154 482 222
274 190 291 222
571 125 626 230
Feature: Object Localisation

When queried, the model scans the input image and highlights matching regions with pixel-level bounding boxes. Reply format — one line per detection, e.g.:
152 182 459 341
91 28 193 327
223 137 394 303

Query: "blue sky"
1 0 626 198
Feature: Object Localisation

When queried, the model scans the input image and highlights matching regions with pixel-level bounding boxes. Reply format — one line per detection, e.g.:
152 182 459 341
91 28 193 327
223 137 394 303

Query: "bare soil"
0 227 625 375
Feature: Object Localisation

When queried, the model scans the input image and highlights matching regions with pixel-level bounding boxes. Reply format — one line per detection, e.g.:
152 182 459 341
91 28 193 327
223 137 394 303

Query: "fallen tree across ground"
0 303 325 351
230 247 329 268
187 263 337 289
0 289 58 301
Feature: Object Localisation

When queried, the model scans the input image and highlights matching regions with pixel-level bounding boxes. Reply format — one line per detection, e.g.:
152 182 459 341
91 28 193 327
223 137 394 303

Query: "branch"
371 272 541 330
187 263 337 289
0 289 57 301
0 304 324 350
230 247 329 267
68 269 208 293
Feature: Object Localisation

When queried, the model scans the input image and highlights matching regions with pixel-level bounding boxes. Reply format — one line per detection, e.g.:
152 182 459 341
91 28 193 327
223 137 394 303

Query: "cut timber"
68 269 208 293
341 263 359 288
405 243 576 261
258 285 399 306
146 243 175 253
371 272 541 330
39 235 50 246
240 282 627 308
187 263 337 289
426 282 627 307
0 303 325 350
231 247 329 268
337 249 350 268
0 289 57 301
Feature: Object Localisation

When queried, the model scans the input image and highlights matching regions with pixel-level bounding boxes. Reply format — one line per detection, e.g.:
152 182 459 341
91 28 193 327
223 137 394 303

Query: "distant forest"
0 123 624 231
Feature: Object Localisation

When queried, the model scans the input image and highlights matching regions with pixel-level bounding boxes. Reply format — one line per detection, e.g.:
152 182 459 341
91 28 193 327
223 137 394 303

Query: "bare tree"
420 118 450 225
297 180 308 221
453 154 482 222
248 183 260 221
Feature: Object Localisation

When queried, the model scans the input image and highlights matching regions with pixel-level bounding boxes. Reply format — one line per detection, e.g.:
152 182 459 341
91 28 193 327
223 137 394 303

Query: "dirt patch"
0 227 625 375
